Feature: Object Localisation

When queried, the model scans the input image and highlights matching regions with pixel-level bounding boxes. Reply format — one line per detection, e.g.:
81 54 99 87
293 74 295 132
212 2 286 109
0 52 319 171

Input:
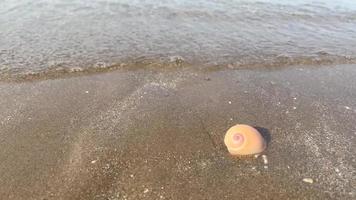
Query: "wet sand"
0 65 355 200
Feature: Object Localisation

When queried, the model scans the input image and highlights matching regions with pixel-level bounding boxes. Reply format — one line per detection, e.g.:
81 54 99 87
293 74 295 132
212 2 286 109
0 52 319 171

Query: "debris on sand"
302 178 314 184
262 155 268 165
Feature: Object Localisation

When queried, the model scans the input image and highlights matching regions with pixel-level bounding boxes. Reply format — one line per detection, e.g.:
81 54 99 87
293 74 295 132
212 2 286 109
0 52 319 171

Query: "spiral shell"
224 124 266 156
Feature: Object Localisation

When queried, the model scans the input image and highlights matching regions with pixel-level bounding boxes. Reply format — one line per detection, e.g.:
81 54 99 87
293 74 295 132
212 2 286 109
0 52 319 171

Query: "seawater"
1 0 356 79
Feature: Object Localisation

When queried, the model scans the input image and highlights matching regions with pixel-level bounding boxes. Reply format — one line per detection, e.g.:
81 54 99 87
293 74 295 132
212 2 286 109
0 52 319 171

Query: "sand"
0 64 355 200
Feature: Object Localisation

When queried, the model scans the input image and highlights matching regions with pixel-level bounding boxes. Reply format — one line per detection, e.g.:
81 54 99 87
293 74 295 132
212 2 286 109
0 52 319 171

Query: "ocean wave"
1 54 355 82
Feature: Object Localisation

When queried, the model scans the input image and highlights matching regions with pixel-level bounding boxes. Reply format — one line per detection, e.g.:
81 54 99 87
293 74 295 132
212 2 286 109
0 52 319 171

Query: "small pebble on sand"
344 106 351 110
143 189 149 193
292 106 297 110
85 91 89 94
264 166 268 169
262 155 268 165
130 174 134 178
228 101 232 104
302 178 314 184
91 160 97 164
254 154 260 158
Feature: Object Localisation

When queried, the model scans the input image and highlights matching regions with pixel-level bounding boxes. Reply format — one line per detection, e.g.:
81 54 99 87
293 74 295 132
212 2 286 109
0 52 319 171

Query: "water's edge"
1 53 356 82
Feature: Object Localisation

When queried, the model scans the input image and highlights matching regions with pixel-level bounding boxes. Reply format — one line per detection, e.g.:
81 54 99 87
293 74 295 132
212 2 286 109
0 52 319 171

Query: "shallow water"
1 0 356 79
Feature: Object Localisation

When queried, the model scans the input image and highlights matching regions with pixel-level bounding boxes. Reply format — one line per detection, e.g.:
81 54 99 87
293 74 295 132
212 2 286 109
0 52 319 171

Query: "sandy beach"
0 64 355 199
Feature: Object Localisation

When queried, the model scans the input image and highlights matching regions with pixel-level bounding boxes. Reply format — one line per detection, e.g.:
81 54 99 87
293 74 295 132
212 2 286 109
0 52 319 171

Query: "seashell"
224 124 266 156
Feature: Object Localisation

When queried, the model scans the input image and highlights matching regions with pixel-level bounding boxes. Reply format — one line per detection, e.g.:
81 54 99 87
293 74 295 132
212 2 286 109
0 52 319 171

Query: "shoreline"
0 64 355 199
2 54 356 83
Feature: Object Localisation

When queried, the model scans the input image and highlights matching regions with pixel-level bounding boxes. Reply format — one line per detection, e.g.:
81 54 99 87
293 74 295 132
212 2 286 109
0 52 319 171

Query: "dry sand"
0 65 355 200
